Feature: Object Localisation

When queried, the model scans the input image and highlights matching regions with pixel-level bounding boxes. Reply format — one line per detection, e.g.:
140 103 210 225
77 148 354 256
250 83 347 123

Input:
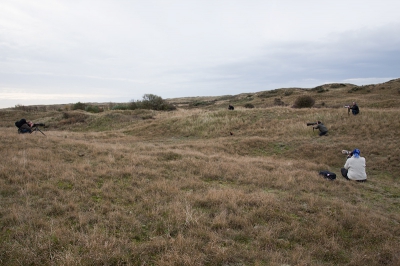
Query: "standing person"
341 149 367 182
349 102 359 115
313 121 328 136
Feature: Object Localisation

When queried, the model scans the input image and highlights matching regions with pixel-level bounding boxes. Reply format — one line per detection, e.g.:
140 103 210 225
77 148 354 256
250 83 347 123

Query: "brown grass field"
1 79 399 265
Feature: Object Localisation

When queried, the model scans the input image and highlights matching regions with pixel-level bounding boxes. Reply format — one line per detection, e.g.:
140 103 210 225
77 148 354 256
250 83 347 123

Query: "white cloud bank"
1 0 400 108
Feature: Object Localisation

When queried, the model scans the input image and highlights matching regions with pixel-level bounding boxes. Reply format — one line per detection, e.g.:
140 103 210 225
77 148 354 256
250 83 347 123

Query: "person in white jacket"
341 149 367 182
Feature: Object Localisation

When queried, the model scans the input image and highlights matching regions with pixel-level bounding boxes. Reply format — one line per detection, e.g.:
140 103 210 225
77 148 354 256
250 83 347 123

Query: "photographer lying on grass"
15 119 45 134
341 149 367 182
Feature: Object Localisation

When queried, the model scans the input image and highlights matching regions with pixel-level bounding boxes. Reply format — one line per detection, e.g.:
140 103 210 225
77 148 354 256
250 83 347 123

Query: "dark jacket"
350 105 359 115
314 123 328 133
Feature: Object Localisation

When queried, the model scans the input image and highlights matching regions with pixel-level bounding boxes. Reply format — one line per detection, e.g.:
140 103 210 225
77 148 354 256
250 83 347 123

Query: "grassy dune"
1 80 399 265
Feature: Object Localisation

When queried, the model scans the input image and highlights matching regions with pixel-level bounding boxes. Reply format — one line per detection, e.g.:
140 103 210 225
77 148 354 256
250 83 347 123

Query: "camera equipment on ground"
31 123 46 136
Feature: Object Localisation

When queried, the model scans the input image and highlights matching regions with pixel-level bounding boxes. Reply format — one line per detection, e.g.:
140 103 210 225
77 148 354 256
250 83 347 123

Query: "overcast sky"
1 0 400 108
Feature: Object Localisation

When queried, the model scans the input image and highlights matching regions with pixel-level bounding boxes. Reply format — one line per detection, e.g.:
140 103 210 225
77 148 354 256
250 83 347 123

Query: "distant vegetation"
72 101 86 110
129 94 177 111
71 94 176 113
311 85 328 93
189 100 215 107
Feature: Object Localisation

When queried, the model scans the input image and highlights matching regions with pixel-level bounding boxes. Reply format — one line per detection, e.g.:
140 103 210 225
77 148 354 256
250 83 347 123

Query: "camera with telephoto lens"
342 150 353 158
32 123 45 127
306 122 317 126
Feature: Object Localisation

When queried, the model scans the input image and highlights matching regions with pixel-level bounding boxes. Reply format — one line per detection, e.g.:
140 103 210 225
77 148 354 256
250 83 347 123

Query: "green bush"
85 105 102 113
244 103 254 109
130 94 176 111
128 101 139 110
112 105 129 110
142 94 176 111
72 102 86 110
293 95 315 108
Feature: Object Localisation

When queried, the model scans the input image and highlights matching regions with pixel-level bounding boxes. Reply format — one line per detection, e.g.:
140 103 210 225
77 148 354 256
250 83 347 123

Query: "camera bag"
319 170 336 180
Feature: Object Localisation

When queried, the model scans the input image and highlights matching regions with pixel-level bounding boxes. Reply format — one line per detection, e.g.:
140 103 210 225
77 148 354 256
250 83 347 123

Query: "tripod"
31 125 46 136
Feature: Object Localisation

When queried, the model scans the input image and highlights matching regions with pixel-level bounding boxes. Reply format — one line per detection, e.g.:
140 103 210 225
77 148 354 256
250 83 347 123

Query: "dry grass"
1 80 400 265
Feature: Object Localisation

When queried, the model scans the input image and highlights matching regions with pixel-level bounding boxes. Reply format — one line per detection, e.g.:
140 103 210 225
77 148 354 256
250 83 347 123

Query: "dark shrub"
311 86 328 93
274 98 285 106
85 105 102 113
330 83 346 88
244 103 254 109
284 90 293 96
128 101 139 110
72 102 86 110
130 94 176 111
293 95 315 108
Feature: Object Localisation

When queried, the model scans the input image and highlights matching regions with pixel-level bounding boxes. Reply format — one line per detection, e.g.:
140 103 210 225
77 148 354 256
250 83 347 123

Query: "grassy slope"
0 79 399 265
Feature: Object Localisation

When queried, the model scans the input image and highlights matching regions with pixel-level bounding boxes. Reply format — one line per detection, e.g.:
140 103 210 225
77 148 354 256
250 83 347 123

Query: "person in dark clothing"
15 119 45 134
313 121 328 136
15 119 33 133
349 102 359 115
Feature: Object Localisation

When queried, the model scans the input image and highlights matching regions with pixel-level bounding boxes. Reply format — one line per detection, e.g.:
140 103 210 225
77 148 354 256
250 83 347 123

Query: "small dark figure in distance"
228 104 234 110
313 121 328 136
341 148 367 182
348 102 359 115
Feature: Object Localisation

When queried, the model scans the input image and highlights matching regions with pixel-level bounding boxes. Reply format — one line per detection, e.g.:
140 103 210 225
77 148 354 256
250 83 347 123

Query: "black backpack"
15 119 27 129
319 170 336 180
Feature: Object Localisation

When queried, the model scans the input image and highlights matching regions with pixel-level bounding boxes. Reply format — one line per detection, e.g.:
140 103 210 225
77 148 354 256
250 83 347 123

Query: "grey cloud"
1 1 400 107
186 25 400 93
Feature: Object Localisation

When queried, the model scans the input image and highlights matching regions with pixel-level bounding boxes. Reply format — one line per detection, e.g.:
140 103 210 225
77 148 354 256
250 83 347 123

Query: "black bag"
319 170 336 180
15 119 27 128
